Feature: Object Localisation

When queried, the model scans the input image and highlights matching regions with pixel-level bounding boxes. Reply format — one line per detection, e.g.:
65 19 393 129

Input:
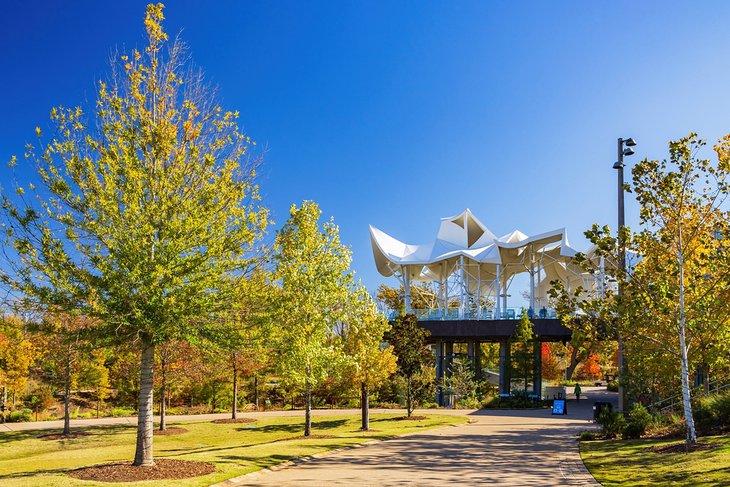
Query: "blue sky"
2 1 729 303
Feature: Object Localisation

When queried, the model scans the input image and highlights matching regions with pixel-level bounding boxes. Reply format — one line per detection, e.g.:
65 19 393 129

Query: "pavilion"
370 209 605 404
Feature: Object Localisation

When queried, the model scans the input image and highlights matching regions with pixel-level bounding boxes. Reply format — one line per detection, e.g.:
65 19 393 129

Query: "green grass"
581 435 730 486
0 413 466 486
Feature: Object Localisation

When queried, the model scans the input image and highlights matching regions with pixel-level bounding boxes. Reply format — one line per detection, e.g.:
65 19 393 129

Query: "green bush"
455 397 481 409
578 431 597 441
110 407 135 417
695 391 730 435
7 409 32 422
481 395 551 409
622 403 652 439
598 407 626 438
606 381 619 392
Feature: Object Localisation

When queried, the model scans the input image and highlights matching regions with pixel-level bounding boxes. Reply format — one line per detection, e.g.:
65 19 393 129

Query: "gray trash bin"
593 401 612 422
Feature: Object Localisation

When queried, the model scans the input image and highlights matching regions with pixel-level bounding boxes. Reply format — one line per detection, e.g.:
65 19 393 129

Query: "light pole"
612 137 636 413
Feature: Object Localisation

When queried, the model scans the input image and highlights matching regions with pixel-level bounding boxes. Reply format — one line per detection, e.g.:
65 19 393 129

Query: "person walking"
574 383 582 402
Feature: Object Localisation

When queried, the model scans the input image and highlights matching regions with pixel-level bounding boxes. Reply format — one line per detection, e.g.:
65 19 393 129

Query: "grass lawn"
581 435 730 486
0 413 466 486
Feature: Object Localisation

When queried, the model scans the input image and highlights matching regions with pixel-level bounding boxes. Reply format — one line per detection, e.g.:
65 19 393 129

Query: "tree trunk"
565 346 579 381
159 355 167 431
232 365 238 420
406 377 413 417
304 379 312 437
678 248 697 444
254 375 259 411
134 336 155 466
361 382 369 431
64 345 71 435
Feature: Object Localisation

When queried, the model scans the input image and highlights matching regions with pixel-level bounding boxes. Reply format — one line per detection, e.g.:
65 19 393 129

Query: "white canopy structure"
370 209 604 320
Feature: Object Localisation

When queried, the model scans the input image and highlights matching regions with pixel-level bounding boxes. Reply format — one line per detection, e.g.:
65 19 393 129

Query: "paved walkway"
1 388 613 486
225 388 613 486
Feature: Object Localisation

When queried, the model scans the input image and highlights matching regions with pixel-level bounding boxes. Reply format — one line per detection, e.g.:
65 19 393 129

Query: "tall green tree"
513 310 534 395
0 4 268 465
559 134 730 445
342 287 397 430
388 313 433 417
273 201 352 436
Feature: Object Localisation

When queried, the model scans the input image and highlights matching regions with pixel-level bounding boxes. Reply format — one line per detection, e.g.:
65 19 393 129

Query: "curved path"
225 388 614 486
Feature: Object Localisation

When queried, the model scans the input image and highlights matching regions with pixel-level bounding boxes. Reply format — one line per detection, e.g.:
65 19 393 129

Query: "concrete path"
226 388 614 486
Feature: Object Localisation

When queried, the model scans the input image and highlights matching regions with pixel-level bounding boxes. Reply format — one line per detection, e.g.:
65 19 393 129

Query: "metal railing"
649 376 730 414
389 307 558 321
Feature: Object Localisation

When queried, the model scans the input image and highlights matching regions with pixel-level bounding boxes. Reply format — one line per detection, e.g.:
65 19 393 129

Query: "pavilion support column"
445 341 454 407
469 341 482 379
495 264 501 319
435 341 445 406
499 340 511 396
533 338 542 399
403 266 412 314
501 268 508 313
529 250 535 317
459 256 465 319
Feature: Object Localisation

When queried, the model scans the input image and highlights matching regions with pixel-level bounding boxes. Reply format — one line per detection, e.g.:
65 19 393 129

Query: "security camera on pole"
612 136 636 413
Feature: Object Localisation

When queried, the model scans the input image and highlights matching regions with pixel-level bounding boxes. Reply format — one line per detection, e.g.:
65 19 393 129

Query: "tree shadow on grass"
0 424 135 446
0 467 71 481
216 441 355 466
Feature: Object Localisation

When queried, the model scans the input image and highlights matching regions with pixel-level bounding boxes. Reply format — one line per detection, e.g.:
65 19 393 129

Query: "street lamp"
613 137 636 413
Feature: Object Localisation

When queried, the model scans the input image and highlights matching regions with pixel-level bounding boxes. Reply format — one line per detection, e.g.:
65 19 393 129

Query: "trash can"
593 401 612 422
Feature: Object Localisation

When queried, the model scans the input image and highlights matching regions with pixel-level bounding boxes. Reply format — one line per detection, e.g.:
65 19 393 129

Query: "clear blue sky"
2 1 729 303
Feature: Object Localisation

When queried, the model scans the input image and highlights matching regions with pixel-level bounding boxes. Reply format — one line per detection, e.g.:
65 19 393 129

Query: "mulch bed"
393 415 427 421
153 427 188 436
39 431 91 441
211 418 257 424
67 459 215 482
646 442 718 454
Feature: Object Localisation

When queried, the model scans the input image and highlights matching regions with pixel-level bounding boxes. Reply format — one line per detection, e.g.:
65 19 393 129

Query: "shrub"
606 381 619 392
695 391 730 435
622 403 652 439
7 408 33 422
111 407 135 417
598 407 626 438
578 431 597 441
456 397 481 409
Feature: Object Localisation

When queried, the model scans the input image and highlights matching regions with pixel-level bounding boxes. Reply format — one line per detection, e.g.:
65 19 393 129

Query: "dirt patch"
39 431 91 441
646 442 718 454
67 459 215 482
153 427 188 436
211 418 257 424
393 415 427 421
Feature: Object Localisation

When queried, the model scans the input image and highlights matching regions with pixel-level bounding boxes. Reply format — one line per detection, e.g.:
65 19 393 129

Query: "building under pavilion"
370 209 604 405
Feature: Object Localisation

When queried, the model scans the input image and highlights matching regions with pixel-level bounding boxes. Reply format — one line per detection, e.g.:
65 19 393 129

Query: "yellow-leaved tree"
0 4 268 465
343 287 397 431
273 201 352 437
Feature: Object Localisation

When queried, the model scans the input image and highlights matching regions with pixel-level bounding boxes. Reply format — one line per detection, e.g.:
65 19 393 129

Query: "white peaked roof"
370 209 580 282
